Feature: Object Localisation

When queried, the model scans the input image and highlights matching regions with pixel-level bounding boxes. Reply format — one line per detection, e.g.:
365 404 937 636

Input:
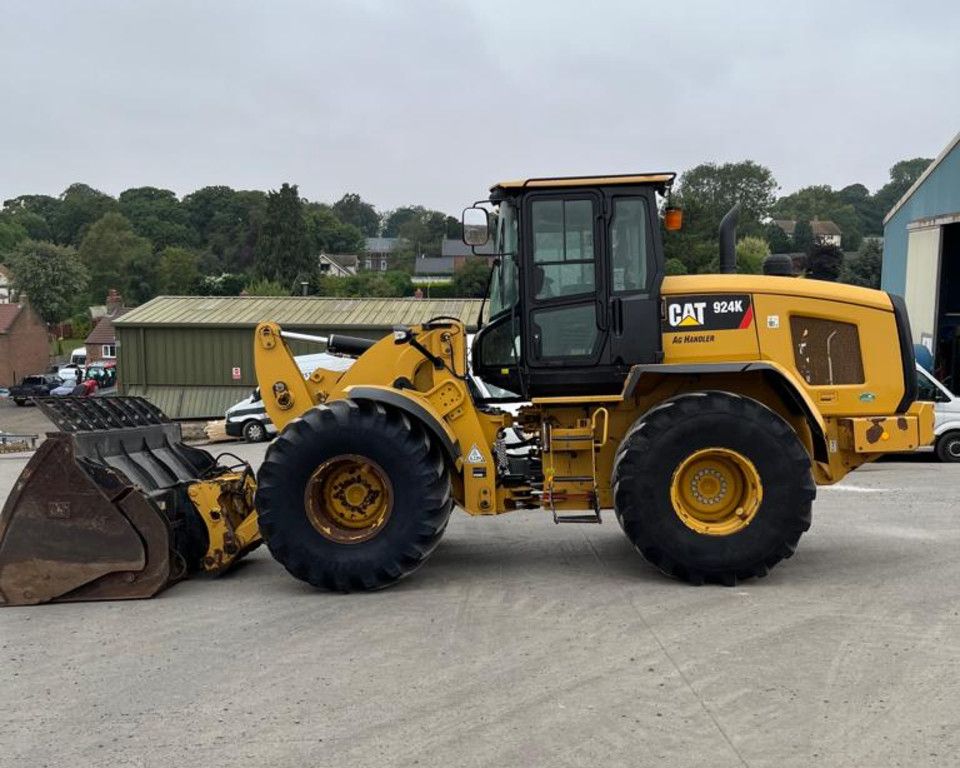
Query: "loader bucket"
0 397 221 606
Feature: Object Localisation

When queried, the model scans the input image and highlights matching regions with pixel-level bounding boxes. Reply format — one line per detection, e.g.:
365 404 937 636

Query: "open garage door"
903 225 942 349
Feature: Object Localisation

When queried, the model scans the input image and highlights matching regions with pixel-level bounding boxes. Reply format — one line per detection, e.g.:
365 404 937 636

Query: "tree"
313 270 412 298
195 272 247 296
157 246 200 294
873 157 933 220
839 239 882 288
304 203 364 254
332 193 380 237
181 186 267 274
53 183 118 245
6 240 89 323
663 257 687 275
837 183 883 236
735 236 770 274
792 220 814 254
674 161 778 239
119 187 197 249
78 212 152 304
452 258 492 297
255 183 312 287
762 222 793 253
806 243 844 282
0 214 27 254
3 194 61 241
244 278 289 296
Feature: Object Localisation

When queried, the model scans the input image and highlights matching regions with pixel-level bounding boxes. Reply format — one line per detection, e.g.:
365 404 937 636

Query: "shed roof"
0 304 22 334
441 239 497 258
414 256 456 276
884 130 960 225
114 295 484 330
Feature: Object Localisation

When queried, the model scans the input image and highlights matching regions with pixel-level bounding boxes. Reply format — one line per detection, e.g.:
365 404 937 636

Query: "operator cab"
466 173 674 398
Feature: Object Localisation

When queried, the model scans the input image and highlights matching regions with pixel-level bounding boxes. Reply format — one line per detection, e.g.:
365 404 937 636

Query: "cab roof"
491 172 676 195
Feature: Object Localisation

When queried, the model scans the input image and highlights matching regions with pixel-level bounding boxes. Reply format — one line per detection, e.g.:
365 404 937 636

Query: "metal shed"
882 130 960 383
113 296 484 419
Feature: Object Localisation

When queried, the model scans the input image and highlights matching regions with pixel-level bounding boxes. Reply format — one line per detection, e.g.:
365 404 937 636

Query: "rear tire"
613 391 815 585
935 431 960 462
13 398 25 407
255 399 453 591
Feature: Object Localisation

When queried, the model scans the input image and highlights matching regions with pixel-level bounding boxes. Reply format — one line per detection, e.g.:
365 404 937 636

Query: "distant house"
318 253 358 277
362 237 401 271
413 256 456 283
0 302 49 387
772 218 843 248
0 265 13 303
85 289 131 364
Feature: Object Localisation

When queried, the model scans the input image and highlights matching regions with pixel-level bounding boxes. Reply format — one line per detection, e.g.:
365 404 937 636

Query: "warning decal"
466 444 485 464
662 294 753 332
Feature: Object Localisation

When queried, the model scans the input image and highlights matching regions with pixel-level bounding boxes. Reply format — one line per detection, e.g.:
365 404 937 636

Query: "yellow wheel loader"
0 172 934 604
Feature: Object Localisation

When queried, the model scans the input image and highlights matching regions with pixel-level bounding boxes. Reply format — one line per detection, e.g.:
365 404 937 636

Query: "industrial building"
882 131 960 382
113 295 483 419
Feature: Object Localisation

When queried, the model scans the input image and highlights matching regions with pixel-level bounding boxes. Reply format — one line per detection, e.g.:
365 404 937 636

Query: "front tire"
255 399 453 591
613 391 815 585
935 431 960 462
242 420 267 443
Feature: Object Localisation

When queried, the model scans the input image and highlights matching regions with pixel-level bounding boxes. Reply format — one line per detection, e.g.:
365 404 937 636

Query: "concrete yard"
0 404 958 767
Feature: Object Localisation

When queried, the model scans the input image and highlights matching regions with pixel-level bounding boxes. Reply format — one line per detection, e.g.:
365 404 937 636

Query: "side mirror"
462 206 490 247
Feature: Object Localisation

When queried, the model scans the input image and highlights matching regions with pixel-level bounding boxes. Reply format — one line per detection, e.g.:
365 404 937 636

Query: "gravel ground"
0 418 958 768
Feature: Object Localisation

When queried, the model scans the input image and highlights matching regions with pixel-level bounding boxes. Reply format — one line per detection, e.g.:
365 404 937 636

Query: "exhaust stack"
719 203 741 274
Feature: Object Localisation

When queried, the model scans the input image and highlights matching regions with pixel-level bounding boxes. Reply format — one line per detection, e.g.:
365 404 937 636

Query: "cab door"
605 191 663 365
523 192 607 369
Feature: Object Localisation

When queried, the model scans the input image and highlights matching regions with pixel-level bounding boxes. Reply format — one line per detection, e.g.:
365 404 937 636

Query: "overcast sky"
2 0 958 214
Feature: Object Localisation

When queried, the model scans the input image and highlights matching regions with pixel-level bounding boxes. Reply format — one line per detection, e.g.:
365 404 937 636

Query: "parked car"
50 379 98 397
69 347 87 366
0 387 9 399
56 363 85 384
86 360 116 388
9 374 63 406
916 363 960 462
225 352 354 442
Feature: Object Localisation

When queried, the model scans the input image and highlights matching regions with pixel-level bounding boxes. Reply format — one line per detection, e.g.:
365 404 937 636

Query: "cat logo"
668 301 707 328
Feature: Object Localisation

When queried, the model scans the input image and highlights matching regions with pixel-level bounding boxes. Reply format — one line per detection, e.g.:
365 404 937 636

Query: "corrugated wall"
116 324 390 418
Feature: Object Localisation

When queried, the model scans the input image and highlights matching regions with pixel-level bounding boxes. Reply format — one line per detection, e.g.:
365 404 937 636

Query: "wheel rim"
304 454 393 544
669 447 763 536
247 423 263 441
948 440 960 459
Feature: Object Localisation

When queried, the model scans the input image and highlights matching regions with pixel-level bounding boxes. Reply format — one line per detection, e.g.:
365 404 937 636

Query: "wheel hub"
304 455 393 543
670 448 762 536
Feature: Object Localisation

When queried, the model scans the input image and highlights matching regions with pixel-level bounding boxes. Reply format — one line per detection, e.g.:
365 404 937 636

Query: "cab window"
609 197 650 292
531 198 596 300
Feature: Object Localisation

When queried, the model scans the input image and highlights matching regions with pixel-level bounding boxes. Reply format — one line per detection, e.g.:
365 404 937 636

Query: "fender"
934 419 960 438
344 384 462 465
623 360 830 462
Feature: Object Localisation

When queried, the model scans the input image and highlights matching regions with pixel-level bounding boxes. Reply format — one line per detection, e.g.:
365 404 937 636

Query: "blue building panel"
882 138 960 295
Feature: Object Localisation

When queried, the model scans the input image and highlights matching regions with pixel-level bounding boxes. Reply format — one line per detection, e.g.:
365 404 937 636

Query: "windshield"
489 200 519 316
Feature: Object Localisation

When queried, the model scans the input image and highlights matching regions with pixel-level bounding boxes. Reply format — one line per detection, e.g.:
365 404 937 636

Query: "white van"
225 352 354 442
70 347 87 366
915 364 960 462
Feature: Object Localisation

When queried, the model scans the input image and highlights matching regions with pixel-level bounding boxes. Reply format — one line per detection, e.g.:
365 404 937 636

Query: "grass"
49 338 86 358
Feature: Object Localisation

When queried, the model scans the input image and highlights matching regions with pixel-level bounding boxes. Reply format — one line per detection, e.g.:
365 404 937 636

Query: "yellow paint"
187 472 260 573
